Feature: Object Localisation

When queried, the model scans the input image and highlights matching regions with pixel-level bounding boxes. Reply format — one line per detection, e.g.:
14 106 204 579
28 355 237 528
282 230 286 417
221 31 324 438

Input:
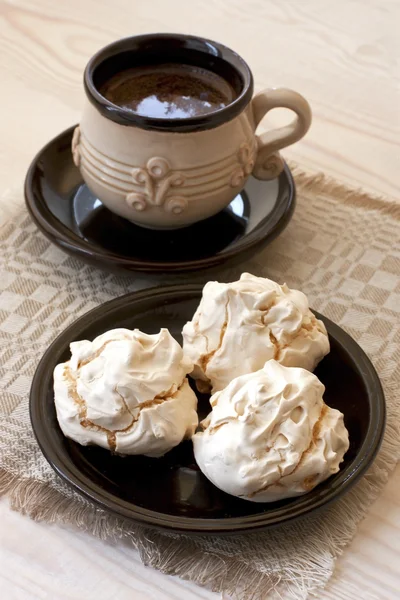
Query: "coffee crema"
99 63 237 119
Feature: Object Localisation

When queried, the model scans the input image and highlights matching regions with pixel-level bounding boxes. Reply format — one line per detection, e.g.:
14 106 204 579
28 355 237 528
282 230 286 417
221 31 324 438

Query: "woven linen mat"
0 165 399 600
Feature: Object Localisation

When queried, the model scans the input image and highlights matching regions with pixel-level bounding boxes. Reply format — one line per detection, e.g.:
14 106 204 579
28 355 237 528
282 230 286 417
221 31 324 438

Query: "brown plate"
24 126 295 273
29 284 385 534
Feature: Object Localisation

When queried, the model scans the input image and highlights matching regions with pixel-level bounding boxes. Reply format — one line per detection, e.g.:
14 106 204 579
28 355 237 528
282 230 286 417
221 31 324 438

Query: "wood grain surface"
0 0 399 599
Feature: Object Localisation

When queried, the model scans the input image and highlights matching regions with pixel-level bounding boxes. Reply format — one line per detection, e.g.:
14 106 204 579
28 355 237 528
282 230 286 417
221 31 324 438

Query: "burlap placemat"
1 165 399 599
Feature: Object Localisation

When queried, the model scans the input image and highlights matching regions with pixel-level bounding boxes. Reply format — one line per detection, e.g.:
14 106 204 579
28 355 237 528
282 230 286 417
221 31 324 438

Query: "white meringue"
54 328 198 457
193 360 349 502
182 273 329 393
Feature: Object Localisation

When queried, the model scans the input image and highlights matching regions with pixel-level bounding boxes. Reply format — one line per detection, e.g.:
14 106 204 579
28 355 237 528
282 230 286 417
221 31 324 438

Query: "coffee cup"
73 34 311 229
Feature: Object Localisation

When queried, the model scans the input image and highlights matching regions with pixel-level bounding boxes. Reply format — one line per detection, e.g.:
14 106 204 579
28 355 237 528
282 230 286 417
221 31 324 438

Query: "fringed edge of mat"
287 161 400 220
0 468 285 599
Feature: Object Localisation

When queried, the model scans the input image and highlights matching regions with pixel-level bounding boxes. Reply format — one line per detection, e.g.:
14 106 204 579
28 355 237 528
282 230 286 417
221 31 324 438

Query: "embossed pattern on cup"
75 103 258 228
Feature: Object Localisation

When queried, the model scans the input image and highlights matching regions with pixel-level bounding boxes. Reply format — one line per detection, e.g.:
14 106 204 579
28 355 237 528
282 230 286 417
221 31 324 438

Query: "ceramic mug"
73 34 311 229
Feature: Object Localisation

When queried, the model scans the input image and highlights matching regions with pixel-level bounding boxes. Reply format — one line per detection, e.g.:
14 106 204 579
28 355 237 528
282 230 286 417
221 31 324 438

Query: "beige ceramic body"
74 89 311 229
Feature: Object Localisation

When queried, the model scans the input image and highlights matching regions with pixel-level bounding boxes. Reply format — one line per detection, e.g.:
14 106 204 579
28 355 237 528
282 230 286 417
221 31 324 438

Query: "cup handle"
251 88 312 180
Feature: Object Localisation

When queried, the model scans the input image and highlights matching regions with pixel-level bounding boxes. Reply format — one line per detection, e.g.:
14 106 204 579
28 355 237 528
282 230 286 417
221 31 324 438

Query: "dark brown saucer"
24 126 295 273
30 285 385 535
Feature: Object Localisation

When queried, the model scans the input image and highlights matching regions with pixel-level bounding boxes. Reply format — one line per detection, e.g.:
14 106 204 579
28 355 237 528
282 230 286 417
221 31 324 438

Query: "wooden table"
0 1 398 598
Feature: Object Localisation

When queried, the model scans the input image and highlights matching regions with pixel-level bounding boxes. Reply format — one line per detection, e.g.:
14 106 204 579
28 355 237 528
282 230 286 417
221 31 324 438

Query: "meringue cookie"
193 360 349 502
182 273 329 393
54 328 198 457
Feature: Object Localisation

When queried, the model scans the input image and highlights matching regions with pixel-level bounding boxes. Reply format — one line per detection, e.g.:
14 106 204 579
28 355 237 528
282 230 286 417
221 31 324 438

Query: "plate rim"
30 284 386 534
24 126 296 273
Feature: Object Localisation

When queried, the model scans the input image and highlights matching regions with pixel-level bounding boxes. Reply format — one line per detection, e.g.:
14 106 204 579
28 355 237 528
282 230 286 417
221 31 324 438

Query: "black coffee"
99 63 236 119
